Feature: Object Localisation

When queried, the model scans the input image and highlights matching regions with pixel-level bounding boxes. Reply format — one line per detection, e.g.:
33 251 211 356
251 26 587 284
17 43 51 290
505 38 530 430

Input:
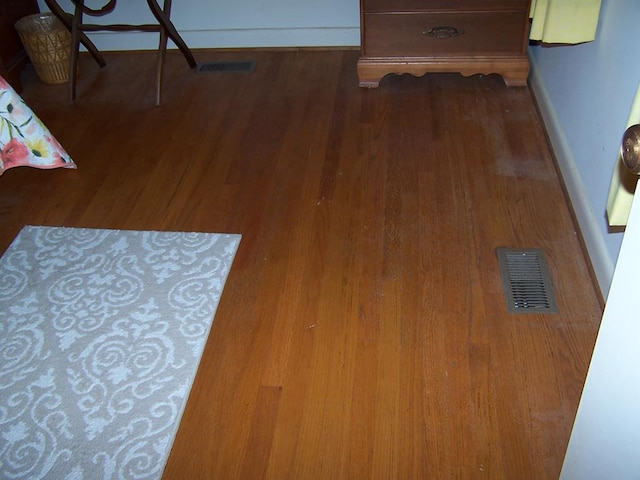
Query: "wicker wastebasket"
15 13 71 85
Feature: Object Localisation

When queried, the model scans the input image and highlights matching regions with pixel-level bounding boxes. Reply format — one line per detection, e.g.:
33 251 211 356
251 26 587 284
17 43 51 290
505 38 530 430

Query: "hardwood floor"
1 49 603 479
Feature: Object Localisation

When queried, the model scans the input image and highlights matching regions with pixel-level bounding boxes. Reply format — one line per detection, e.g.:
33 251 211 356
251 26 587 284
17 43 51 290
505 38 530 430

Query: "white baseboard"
78 27 361 52
528 54 614 298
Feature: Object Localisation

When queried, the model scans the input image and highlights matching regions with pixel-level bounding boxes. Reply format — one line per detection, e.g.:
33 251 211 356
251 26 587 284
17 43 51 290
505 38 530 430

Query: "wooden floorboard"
1 49 603 479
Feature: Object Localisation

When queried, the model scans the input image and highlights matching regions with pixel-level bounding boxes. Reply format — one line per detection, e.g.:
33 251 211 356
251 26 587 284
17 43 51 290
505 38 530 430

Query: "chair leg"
49 0 195 104
69 0 84 101
155 32 167 106
147 0 197 69
155 0 171 105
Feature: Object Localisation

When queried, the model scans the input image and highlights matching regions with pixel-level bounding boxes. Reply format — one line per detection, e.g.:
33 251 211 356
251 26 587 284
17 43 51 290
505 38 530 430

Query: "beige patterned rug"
0 226 240 479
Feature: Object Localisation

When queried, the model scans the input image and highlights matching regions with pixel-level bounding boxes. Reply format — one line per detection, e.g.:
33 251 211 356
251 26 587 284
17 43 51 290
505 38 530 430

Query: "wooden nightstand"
0 0 40 92
358 0 531 87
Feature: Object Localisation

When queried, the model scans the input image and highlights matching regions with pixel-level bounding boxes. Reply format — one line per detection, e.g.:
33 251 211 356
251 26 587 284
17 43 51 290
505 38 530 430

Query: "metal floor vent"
496 248 558 314
195 61 256 74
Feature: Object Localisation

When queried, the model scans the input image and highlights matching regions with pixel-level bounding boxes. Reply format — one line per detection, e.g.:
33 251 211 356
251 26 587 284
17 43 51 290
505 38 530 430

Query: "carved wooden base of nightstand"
357 55 530 88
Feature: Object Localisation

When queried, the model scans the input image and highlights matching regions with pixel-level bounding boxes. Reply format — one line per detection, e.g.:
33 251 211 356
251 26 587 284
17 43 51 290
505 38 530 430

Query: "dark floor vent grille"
496 248 558 314
195 61 256 74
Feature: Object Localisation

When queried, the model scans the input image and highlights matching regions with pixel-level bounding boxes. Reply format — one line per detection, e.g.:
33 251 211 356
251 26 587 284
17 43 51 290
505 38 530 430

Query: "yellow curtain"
529 0 602 44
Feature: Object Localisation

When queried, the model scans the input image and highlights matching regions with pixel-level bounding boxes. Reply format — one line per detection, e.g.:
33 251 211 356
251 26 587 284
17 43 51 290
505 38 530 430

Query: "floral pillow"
1 76 76 176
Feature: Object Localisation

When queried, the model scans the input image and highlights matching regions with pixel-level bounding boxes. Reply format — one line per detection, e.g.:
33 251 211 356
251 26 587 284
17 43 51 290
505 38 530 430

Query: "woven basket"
15 13 71 85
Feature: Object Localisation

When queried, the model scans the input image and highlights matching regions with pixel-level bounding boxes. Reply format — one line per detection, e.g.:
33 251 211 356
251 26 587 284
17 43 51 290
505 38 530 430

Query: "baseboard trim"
528 53 613 299
79 27 361 52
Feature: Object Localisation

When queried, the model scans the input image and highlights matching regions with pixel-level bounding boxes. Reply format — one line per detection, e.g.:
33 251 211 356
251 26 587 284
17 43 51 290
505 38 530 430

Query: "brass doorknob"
621 124 640 175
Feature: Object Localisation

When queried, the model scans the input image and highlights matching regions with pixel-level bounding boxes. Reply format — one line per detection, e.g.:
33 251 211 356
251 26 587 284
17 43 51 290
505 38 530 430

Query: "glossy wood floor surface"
2 50 603 479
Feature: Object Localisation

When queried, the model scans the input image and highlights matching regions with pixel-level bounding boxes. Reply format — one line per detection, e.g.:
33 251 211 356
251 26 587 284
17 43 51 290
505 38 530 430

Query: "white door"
560 171 640 478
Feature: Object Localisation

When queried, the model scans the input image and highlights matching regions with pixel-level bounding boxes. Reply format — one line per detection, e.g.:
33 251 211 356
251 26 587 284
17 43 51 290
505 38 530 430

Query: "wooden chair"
44 0 197 105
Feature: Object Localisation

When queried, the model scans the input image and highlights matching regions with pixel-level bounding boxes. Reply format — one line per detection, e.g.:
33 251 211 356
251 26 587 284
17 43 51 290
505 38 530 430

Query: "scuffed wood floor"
1 49 603 479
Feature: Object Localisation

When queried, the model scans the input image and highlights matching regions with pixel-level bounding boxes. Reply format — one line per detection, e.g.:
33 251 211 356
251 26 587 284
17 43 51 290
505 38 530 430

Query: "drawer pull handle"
424 26 463 39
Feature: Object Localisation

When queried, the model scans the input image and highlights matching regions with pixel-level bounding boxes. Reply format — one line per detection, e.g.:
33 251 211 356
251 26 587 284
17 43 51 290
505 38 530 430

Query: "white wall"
37 0 361 49
528 0 640 297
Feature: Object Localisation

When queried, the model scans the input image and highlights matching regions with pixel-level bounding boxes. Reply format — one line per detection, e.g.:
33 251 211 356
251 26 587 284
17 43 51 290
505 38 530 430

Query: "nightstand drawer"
363 12 527 57
363 0 530 13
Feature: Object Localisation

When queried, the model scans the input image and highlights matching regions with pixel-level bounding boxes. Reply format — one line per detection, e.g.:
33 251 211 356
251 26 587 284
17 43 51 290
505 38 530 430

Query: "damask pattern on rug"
0 226 240 480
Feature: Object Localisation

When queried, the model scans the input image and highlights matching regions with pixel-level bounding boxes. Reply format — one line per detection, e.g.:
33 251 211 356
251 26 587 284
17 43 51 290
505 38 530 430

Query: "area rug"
0 226 241 479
